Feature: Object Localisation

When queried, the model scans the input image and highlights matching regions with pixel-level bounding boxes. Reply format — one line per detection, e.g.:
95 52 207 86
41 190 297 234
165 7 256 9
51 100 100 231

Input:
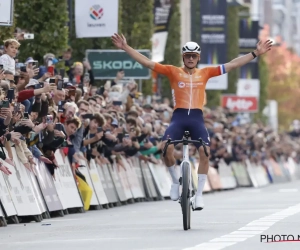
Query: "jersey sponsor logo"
186 82 203 87
195 75 202 79
178 82 186 88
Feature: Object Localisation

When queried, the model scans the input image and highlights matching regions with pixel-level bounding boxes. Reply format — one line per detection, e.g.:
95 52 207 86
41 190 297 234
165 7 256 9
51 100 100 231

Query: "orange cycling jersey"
153 63 226 110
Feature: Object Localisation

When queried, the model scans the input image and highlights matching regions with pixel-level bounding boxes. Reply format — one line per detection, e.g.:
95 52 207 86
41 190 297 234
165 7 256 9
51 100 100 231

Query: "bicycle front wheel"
181 162 191 231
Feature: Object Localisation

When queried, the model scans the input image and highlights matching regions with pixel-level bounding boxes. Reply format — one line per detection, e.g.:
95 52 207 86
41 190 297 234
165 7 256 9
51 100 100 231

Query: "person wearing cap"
143 104 153 114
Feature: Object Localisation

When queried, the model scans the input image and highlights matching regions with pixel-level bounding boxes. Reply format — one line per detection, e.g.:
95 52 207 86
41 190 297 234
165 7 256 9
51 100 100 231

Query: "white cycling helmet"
182 42 201 55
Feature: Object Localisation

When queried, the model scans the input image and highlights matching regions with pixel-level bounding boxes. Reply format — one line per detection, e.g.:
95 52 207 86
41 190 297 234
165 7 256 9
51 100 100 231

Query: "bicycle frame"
180 144 194 196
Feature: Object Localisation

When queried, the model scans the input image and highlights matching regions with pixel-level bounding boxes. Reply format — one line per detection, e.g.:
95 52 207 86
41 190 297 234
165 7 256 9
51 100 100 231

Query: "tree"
258 56 268 114
160 0 181 99
260 25 300 130
14 0 69 63
223 5 239 95
0 15 16 43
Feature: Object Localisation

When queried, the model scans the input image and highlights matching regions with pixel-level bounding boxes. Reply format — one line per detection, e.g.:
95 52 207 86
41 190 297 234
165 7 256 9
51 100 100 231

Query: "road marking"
243 189 261 193
182 203 300 250
279 188 298 192
230 230 263 235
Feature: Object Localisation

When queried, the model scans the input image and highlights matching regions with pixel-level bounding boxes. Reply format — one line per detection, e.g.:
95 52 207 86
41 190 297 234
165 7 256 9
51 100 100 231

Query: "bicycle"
162 131 209 231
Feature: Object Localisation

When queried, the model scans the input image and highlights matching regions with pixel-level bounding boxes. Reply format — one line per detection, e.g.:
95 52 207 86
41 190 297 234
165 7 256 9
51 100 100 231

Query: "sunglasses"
183 54 198 60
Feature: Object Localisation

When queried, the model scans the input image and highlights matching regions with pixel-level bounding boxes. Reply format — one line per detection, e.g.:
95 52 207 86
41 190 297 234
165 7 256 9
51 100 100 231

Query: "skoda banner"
152 0 172 62
86 50 151 79
199 0 228 90
239 19 259 79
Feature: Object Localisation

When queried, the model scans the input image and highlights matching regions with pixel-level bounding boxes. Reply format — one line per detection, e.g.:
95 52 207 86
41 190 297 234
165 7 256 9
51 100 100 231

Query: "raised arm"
224 40 272 73
112 33 155 70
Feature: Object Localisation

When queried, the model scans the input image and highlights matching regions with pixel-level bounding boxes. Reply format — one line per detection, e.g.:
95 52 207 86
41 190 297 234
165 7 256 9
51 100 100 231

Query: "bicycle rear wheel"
181 162 191 230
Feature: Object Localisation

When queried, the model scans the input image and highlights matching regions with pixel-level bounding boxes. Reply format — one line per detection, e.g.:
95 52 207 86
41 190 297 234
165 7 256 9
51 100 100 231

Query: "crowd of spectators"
0 37 298 185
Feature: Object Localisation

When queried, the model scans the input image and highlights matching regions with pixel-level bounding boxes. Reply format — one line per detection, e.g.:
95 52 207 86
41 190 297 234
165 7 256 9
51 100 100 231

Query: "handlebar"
162 138 209 158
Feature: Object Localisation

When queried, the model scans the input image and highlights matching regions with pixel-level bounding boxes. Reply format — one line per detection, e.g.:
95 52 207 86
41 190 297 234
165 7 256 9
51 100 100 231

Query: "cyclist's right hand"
111 33 127 50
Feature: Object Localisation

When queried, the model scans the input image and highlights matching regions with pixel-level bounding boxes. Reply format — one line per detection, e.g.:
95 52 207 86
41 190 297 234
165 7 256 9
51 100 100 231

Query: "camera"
23 33 34 39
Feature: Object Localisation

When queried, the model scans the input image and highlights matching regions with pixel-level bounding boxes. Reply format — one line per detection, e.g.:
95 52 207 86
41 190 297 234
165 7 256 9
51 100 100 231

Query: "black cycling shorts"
162 108 210 148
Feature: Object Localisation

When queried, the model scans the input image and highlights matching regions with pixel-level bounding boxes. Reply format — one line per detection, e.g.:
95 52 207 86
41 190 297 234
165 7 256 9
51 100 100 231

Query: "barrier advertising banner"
75 0 118 38
239 19 259 79
0 172 17 217
34 160 63 212
199 0 228 90
152 0 172 62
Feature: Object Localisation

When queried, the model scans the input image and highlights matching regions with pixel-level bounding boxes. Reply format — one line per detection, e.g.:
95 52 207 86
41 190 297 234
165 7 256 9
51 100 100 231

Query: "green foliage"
0 14 16 43
160 0 181 98
15 0 69 63
258 56 268 114
119 0 153 94
223 5 239 94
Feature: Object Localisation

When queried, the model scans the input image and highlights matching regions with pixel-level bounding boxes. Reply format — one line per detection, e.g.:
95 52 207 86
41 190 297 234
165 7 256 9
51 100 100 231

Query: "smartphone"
34 84 41 89
59 69 65 78
81 113 93 120
49 78 56 85
58 101 66 113
0 64 3 70
46 115 53 124
23 112 29 119
32 61 39 68
105 129 111 134
55 123 63 131
57 79 63 90
20 66 27 73
6 89 14 103
14 75 20 84
124 134 130 139
97 127 103 133
113 101 122 106
83 73 90 83
14 102 20 113
47 66 54 76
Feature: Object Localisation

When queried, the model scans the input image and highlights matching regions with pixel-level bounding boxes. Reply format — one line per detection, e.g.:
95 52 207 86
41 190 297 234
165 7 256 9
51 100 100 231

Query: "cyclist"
112 33 272 210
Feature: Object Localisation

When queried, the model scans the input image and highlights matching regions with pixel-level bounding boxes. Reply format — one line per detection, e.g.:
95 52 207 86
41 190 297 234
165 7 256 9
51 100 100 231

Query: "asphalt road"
1 180 300 250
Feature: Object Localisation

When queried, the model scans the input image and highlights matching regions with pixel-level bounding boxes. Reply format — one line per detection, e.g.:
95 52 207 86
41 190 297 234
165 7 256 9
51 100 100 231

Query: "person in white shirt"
0 39 20 75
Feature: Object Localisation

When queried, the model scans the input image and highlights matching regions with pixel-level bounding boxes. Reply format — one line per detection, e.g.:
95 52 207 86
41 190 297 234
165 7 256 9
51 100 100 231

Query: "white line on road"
278 188 298 192
182 203 300 250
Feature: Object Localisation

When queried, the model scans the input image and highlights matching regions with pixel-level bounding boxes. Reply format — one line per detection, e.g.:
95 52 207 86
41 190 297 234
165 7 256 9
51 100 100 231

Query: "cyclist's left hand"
256 40 272 55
